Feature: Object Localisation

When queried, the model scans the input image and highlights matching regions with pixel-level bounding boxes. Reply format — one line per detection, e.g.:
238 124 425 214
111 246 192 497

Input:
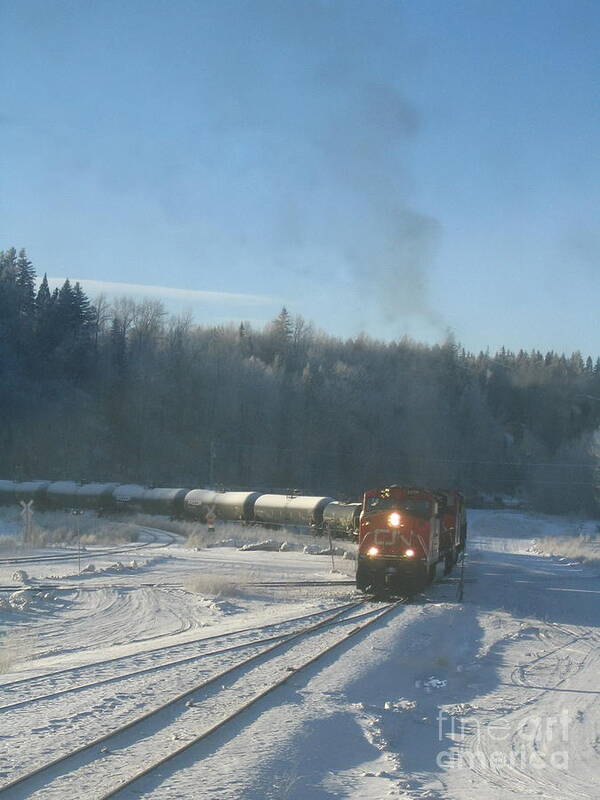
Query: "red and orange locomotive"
356 485 466 594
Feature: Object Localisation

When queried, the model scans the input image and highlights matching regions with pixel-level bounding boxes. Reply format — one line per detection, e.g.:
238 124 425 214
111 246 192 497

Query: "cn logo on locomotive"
373 529 411 546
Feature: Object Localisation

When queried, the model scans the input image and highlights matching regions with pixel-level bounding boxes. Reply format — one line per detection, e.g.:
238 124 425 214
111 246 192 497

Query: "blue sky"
2 0 599 354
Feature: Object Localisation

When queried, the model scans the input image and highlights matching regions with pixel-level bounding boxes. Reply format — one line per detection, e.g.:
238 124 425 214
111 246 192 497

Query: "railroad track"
0 528 177 567
0 599 403 799
0 578 355 592
0 601 362 710
247 578 355 587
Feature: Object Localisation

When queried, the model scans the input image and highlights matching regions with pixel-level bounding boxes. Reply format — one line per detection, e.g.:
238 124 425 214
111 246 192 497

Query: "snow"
0 509 599 799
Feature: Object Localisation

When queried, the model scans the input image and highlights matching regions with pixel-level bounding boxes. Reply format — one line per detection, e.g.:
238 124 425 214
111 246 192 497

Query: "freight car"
253 494 335 532
82 484 191 517
356 485 465 594
112 484 147 513
45 482 82 509
13 481 50 505
183 489 218 520
322 501 361 538
0 481 18 504
211 491 262 522
75 483 121 512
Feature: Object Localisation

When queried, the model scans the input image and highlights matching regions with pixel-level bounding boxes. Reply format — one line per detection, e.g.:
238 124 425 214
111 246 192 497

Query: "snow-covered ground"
0 509 599 799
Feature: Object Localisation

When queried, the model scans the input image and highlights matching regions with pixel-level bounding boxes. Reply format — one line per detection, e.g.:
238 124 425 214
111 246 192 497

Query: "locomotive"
356 485 466 594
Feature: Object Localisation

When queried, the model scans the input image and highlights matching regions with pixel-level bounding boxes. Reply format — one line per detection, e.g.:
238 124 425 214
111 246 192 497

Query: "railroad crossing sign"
20 500 34 545
205 505 216 532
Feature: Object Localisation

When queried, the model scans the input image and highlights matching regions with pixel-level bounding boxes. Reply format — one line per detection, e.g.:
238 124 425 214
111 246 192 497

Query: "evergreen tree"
56 279 77 333
15 249 36 319
36 274 52 312
0 248 21 358
2 243 600 510
273 307 293 342
72 282 96 333
34 274 56 363
0 247 17 281
266 307 293 366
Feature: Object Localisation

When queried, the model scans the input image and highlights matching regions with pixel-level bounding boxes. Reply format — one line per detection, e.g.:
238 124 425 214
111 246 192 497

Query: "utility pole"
328 530 336 573
72 509 84 574
209 440 217 487
457 549 466 602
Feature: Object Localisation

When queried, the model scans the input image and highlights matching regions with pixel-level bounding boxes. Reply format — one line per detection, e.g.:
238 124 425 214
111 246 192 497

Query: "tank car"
322 501 361 538
183 489 219 521
76 483 121 513
253 494 335 532
0 480 18 506
141 487 189 517
45 481 82 509
112 484 147 513
212 491 261 522
356 485 458 595
13 481 51 506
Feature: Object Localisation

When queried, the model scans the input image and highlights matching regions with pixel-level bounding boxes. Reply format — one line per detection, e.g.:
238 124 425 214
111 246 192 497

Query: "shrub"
534 535 600 568
184 574 247 597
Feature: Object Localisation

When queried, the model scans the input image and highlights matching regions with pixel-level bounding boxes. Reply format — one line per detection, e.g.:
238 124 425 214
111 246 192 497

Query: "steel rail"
99 600 402 800
0 600 369 797
0 528 176 567
0 600 360 691
0 578 355 593
0 603 374 711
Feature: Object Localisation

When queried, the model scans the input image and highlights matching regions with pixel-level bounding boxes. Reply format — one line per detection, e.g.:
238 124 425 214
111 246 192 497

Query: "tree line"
1 247 599 513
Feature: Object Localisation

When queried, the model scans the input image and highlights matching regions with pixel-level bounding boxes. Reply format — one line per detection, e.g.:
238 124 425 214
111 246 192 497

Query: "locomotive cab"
356 485 442 595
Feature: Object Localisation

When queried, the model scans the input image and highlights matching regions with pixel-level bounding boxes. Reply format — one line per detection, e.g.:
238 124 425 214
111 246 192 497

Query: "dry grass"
0 647 15 674
331 558 358 578
0 633 28 674
184 573 249 597
534 535 600 568
0 536 19 552
130 513 358 557
0 507 138 549
130 514 209 545
0 506 359 560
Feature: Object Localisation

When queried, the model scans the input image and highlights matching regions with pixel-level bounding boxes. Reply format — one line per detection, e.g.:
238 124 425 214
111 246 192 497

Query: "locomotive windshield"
365 495 432 518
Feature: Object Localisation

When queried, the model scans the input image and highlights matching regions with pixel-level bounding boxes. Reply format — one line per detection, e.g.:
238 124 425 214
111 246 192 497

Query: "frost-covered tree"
0 244 599 510
15 249 36 319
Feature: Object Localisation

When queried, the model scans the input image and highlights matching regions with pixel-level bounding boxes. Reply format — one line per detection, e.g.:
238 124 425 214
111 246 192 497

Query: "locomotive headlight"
388 512 401 528
367 546 380 557
405 548 415 558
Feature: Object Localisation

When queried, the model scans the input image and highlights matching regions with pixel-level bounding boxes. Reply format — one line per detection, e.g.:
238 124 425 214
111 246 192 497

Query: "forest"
1 247 599 513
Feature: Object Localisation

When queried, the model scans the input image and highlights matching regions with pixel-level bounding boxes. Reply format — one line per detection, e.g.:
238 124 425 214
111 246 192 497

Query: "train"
0 479 466 594
0 480 361 538
356 485 466 594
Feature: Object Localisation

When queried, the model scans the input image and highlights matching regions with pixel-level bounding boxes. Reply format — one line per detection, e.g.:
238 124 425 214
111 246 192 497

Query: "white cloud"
46 277 276 308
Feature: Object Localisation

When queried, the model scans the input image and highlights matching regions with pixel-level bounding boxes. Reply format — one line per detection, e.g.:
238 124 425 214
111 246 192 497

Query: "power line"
212 438 598 472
